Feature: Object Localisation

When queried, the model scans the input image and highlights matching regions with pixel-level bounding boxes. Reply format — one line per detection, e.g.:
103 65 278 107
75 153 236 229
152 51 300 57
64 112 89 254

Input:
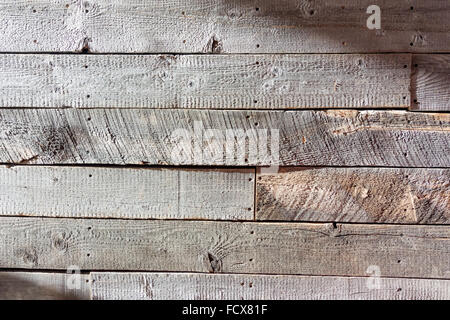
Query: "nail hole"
181 11 185 15
248 178 253 182
249 283 253 288
87 227 92 231
247 208 252 211
87 253 91 257
410 42 414 46
410 6 414 10
33 9 36 13
256 44 260 48
309 10 315 15
250 231 254 235
404 65 408 68
86 94 91 98
87 117 91 121
84 65 88 69
255 7 259 11
258 177 262 181
414 64 418 67
85 9 89 13
397 288 402 292
244 158 248 163
89 174 92 177
397 260 401 263
249 258 253 262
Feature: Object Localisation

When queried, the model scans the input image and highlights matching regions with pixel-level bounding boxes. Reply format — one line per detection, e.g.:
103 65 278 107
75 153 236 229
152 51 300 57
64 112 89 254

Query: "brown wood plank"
256 167 450 224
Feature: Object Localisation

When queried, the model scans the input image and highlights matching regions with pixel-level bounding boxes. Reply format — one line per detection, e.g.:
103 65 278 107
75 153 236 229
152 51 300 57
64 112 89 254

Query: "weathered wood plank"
0 166 254 220
411 55 450 111
90 272 450 300
1 217 449 279
256 167 450 224
0 1 448 53
0 54 411 109
0 272 90 300
0 109 448 167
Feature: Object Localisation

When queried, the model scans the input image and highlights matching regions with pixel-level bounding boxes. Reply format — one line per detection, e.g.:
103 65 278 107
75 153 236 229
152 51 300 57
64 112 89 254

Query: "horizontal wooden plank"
0 166 254 220
0 272 90 300
256 167 450 224
1 217 449 278
0 54 411 109
90 272 450 300
0 1 448 53
0 109 448 167
411 55 450 111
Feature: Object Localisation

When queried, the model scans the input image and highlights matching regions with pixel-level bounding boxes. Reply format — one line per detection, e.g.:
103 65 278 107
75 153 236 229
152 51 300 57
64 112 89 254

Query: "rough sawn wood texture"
0 0 448 53
256 167 450 224
0 109 448 167
0 54 411 109
1 217 449 279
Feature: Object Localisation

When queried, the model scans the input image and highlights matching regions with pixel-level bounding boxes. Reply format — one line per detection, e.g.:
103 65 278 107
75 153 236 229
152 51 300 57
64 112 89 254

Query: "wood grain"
0 54 410 109
0 109 448 167
0 272 90 300
90 272 450 300
411 55 450 111
1 217 449 279
0 0 448 53
256 167 450 224
0 166 254 220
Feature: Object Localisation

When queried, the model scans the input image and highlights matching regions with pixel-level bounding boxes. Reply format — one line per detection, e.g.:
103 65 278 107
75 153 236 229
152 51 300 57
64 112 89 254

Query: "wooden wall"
0 0 449 300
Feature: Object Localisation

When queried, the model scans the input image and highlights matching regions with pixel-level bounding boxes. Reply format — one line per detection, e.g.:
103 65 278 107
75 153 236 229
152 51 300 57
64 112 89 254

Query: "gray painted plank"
90 272 450 300
0 272 90 300
256 167 450 224
1 217 449 279
0 1 448 53
0 166 254 220
0 109 448 167
0 54 410 109
412 55 450 111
